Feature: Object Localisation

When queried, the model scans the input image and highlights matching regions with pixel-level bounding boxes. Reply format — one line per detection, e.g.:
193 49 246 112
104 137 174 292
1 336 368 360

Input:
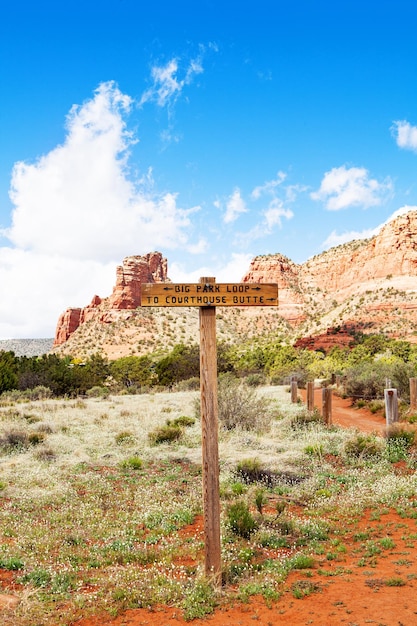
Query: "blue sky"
1 0 417 338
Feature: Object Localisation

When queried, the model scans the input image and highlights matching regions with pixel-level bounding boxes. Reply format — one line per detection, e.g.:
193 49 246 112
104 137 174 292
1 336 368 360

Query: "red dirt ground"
3 393 415 625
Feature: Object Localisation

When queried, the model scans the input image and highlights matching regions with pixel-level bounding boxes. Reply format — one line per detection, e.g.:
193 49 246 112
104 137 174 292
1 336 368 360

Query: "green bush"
235 458 276 486
245 373 266 387
170 415 196 427
174 377 200 391
86 386 110 398
254 488 268 514
119 456 143 470
226 500 258 538
290 408 323 429
344 433 383 460
148 424 183 445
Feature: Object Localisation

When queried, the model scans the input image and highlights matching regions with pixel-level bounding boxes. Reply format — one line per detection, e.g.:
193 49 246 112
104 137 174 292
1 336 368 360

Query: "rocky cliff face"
53 211 417 357
243 212 417 300
53 252 169 346
241 211 417 344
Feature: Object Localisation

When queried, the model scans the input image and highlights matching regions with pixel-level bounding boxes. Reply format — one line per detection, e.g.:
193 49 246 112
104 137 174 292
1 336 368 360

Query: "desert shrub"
0 556 24 571
344 433 383 460
35 447 56 462
174 377 200 391
0 430 29 451
182 578 216 621
226 500 258 538
344 361 415 401
384 423 416 461
368 400 384 414
234 458 281 487
245 373 266 387
86 386 110 398
119 456 143 470
290 408 323 429
217 374 273 432
385 423 416 448
254 488 268 514
170 415 196 427
115 430 136 445
258 532 289 548
148 424 183 445
28 432 46 445
36 423 54 434
287 554 315 571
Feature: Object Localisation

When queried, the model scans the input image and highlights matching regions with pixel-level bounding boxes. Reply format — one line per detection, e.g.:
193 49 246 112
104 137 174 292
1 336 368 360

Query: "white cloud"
0 247 115 338
186 238 209 254
140 55 204 110
6 82 192 261
223 188 248 223
321 228 376 250
0 81 196 338
391 120 417 152
311 165 392 210
264 200 293 230
251 171 286 200
169 252 253 283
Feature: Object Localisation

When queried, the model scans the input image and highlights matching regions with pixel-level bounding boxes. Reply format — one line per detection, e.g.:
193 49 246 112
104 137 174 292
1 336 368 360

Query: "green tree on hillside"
0 351 18 393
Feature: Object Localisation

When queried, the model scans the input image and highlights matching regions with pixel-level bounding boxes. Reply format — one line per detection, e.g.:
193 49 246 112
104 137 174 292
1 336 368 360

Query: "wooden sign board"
141 282 278 307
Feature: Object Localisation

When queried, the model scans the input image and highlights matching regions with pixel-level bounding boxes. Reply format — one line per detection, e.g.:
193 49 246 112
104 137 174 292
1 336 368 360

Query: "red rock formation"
242 253 305 322
53 252 168 347
299 211 417 299
108 253 169 309
53 211 417 354
54 308 82 346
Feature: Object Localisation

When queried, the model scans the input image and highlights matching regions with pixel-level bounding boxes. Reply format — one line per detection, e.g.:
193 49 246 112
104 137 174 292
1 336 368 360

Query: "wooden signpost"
141 278 278 585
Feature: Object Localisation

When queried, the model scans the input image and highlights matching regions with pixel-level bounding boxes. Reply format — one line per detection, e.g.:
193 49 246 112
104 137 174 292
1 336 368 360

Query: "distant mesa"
53 210 417 358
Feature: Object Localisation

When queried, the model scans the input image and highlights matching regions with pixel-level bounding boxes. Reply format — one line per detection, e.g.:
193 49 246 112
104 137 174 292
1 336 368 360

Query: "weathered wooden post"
198 277 221 584
141 279 278 585
385 388 398 426
290 378 298 403
306 381 314 412
322 387 332 425
410 378 417 413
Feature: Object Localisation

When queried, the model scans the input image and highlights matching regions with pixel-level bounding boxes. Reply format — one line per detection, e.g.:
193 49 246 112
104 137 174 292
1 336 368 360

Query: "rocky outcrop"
299 212 417 299
53 210 417 356
242 253 305 322
108 253 169 309
53 252 168 347
54 308 83 346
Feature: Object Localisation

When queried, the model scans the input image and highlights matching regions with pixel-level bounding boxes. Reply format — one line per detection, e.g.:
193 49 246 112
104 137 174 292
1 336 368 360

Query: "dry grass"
1 386 417 624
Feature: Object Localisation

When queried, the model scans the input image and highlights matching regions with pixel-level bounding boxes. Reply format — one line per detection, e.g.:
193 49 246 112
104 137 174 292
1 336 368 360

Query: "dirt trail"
300 387 386 435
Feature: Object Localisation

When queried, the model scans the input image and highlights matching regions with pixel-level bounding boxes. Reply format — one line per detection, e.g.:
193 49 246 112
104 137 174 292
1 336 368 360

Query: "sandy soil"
301 387 387 435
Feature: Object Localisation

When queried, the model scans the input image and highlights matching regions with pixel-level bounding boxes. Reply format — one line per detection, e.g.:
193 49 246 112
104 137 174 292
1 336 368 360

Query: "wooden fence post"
410 378 417 413
307 381 314 412
291 379 298 403
199 277 221 586
322 388 332 425
384 388 398 426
